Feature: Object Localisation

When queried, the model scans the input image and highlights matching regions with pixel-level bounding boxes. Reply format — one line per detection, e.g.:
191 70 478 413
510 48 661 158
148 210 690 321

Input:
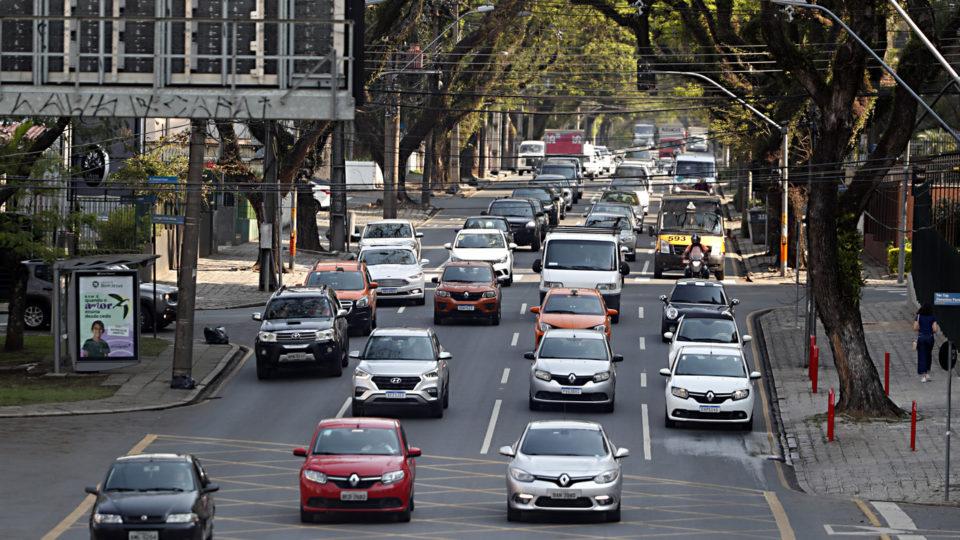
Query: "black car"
512 187 561 225
538 162 582 201
86 453 218 540
252 286 350 379
659 279 739 340
461 215 514 244
483 199 545 250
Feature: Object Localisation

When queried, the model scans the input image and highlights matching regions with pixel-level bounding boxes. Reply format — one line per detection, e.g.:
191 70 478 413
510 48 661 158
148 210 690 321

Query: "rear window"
669 284 725 305
490 202 533 218
363 223 412 239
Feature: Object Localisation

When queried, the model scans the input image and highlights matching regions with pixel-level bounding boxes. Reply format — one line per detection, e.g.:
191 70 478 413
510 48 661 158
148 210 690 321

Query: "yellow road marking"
41 433 157 540
763 491 796 540
853 498 892 540
747 310 793 491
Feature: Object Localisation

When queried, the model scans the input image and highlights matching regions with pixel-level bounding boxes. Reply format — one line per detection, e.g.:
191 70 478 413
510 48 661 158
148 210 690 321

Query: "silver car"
525 329 622 413
500 420 629 522
350 328 451 418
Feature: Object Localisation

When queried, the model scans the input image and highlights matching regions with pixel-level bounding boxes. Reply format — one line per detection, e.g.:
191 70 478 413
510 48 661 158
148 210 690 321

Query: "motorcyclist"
682 233 711 277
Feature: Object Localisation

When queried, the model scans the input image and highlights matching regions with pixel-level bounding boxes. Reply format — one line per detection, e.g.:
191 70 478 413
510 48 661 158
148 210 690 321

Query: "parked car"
357 246 429 305
353 219 423 258
432 261 501 325
525 328 622 412
664 311 751 364
660 345 760 430
294 417 420 523
659 279 738 339
252 286 351 379
350 328 451 418
461 216 514 244
529 288 616 346
85 453 218 540
444 229 515 285
499 420 628 522
304 260 378 335
483 199 545 251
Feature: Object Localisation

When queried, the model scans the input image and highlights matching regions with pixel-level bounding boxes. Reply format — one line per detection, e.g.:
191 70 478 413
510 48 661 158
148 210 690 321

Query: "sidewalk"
0 341 248 418
757 300 958 504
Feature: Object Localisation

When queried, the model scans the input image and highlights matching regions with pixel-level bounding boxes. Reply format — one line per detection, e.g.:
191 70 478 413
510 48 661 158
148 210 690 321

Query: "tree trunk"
4 264 29 352
296 183 323 252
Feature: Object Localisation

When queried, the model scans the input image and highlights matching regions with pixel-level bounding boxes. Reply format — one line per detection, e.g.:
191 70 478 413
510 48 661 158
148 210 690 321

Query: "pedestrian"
914 303 940 383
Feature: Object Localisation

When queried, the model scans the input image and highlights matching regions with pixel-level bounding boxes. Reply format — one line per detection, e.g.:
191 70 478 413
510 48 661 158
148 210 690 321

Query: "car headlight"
526 220 536 228
356 296 369 308
409 272 424 281
732 388 750 401
596 282 617 291
592 324 607 331
92 513 123 525
355 368 371 378
665 306 679 320
316 329 335 342
544 281 563 288
593 371 611 383
510 467 535 482
449 255 461 262
482 290 496 298
162 292 173 303
423 370 439 379
166 513 198 524
435 289 451 297
257 331 277 342
659 240 671 253
534 369 552 381
671 386 689 399
539 321 553 332
303 470 328 484
381 470 406 485
594 469 619 484
496 255 509 264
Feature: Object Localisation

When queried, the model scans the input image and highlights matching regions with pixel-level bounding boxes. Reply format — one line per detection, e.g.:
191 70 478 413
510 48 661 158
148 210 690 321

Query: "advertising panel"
75 271 139 363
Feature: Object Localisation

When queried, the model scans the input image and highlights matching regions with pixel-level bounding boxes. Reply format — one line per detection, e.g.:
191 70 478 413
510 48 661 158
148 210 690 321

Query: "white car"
594 146 614 173
358 246 429 305
310 182 330 209
660 345 761 430
354 219 423 258
445 229 516 285
664 312 752 364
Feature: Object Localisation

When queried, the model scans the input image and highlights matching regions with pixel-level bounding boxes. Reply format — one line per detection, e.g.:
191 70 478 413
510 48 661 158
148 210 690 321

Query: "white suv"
444 229 516 285
354 219 423 258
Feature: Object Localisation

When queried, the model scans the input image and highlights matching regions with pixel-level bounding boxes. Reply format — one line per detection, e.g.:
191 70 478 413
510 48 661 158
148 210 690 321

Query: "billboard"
75 271 140 363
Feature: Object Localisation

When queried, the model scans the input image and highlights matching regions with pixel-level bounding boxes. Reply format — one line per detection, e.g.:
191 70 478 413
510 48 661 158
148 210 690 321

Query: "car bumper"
530 376 615 405
256 340 341 367
665 394 754 423
345 306 374 329
90 523 204 540
435 298 499 318
159 306 178 323
375 282 425 300
511 228 538 245
353 379 441 409
506 477 621 513
301 478 411 513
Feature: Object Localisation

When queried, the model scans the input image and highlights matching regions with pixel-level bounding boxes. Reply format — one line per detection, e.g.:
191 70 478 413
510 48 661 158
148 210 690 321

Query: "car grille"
550 374 593 386
123 515 165 524
307 497 404 509
533 475 593 487
328 477 380 489
688 391 732 404
339 300 354 311
509 222 527 231
535 391 608 402
452 291 485 301
534 497 593 509
672 409 747 420
377 279 408 287
372 376 420 390
277 331 318 342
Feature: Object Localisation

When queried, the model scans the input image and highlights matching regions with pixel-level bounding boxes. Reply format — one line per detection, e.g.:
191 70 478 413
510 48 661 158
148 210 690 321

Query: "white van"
517 140 546 174
531 227 631 322
673 153 718 191
345 161 384 189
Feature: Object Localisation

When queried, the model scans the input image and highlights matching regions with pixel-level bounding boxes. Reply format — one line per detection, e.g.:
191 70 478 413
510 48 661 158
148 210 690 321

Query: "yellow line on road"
853 498 892 540
747 310 793 491
41 434 157 540
763 491 796 540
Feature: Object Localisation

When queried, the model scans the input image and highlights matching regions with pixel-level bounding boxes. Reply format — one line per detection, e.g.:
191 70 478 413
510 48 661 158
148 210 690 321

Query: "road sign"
151 215 185 225
147 176 179 185
934 292 960 306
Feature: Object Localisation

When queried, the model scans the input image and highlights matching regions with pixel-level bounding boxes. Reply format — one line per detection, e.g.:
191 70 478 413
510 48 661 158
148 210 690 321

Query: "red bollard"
811 346 819 394
910 401 917 451
827 388 835 442
884 352 890 396
808 336 817 378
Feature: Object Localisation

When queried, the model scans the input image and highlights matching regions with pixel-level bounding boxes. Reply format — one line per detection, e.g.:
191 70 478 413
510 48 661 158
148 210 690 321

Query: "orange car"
304 261 378 335
530 288 617 346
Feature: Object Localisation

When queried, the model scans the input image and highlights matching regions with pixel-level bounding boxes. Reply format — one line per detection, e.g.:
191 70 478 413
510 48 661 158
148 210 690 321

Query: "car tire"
340 347 349 368
531 237 541 251
504 275 513 287
661 324 671 342
611 313 620 324
372 315 378 329
434 313 443 325
665 415 677 429
626 253 636 262
397 508 412 523
330 354 343 377
430 399 444 418
492 308 501 326
351 400 365 417
22 300 49 330
415 297 426 306
300 507 315 524
606 504 621 522
256 358 270 380
653 265 663 279
507 504 522 522
528 396 541 411
601 400 615 413
443 385 450 409
715 269 725 281
362 318 374 336
139 306 155 332
742 417 754 432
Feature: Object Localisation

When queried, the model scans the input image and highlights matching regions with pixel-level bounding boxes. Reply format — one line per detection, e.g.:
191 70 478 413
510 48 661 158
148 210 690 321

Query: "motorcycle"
683 252 711 279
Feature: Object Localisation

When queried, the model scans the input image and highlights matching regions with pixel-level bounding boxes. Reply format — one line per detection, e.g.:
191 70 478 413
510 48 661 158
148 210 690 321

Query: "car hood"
304 454 405 477
367 265 421 280
96 491 196 517
141 283 177 295
540 268 618 288
438 283 495 293
540 314 606 329
334 290 367 301
670 303 731 317
502 216 535 225
669 375 749 393
259 319 334 332
512 454 612 477
357 360 436 376
360 238 416 249
534 358 611 375
451 248 508 262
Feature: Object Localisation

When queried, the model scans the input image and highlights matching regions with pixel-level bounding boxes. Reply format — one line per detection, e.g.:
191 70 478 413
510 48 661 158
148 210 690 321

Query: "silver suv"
525 329 622 413
350 328 451 418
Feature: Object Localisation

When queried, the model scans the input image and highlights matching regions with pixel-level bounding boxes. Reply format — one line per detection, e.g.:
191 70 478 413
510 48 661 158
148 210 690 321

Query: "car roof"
116 453 191 463
370 327 432 337
545 287 602 297
674 345 744 357
366 219 413 225
318 417 399 430
443 260 494 268
526 419 602 431
311 261 362 272
674 278 725 288
541 328 606 339
676 153 716 162
545 231 618 241
458 228 502 235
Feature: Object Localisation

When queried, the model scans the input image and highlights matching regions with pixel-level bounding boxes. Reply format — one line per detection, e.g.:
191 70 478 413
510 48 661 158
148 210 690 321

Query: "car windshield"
660 199 723 234
613 167 647 183
670 285 725 305
359 249 417 266
265 297 334 319
363 223 413 239
513 189 551 202
520 143 543 153
464 218 508 232
363 335 435 361
676 161 716 177
539 337 608 360
520 427 607 457
456 233 504 249
490 203 533 218
312 427 401 456
305 271 364 291
539 165 575 179
602 191 639 205
103 461 196 492
624 150 653 159
634 125 654 135
591 204 633 219
543 294 604 315
442 266 493 283
675 353 746 378
544 239 617 271
585 215 630 230
677 318 738 343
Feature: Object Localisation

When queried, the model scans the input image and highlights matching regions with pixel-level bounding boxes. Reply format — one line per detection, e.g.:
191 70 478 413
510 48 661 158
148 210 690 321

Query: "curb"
0 344 251 418
196 302 266 312
746 309 794 472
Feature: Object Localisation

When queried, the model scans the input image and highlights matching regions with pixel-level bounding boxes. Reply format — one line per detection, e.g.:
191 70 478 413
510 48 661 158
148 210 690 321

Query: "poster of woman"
76 272 138 362
81 320 111 358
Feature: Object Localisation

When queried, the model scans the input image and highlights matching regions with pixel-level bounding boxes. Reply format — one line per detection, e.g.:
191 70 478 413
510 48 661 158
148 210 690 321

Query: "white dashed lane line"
511 332 519 347
639 337 646 350
480 399 503 455
638 306 644 319
335 397 351 418
641 403 652 461
500 368 510 385
397 306 406 314
642 260 650 274
520 303 527 315
641 372 647 388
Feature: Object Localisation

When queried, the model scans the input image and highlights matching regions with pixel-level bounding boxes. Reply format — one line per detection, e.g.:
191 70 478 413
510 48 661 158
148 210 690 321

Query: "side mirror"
607 309 618 317
420 259 430 266
619 263 630 275
202 483 220 494
614 448 630 459
509 243 518 250
658 294 668 303
293 447 308 457
349 350 362 359
523 351 536 360
498 445 516 457
750 371 762 380
252 312 262 321
431 277 439 283
480 210 488 216
612 354 624 363
84 486 99 496
350 233 361 241
532 260 542 273
529 306 541 314
407 447 422 458
337 309 349 318
415 232 424 238
659 368 672 377
369 282 379 289
443 243 452 250
439 351 453 360
663 331 674 340
619 246 629 253
731 298 740 306
742 335 752 343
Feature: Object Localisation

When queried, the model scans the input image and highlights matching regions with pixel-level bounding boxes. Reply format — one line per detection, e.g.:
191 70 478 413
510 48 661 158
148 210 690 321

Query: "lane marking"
520 303 527 315
763 491 797 540
510 332 519 347
514 274 523 282
480 399 503 455
397 306 406 314
638 306 644 319
335 397 351 418
639 336 646 350
500 368 510 385
642 260 650 274
747 310 793 491
871 501 924 540
641 372 647 388
42 434 158 540
641 404 652 461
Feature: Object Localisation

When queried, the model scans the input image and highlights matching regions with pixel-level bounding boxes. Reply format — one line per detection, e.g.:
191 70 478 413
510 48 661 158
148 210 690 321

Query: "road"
2 176 958 539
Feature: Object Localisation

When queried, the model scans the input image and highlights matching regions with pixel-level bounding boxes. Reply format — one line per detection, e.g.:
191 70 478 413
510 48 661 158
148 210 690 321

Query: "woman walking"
914 303 939 383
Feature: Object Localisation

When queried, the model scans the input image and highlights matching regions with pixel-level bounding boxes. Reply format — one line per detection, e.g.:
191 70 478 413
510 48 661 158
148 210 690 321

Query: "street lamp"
641 68 790 276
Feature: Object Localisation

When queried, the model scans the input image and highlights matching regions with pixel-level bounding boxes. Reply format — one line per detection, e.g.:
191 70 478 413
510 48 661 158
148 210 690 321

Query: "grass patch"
0 372 116 406
0 335 169 366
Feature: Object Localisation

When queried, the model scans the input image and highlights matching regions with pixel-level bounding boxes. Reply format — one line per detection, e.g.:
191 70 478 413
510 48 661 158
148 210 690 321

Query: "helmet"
691 233 701 244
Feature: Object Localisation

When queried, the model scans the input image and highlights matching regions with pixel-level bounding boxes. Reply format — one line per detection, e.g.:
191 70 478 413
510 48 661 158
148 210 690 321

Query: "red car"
294 418 421 523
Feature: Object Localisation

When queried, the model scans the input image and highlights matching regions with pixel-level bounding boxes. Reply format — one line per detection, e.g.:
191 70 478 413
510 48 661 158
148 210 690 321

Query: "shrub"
886 241 912 274
95 207 150 252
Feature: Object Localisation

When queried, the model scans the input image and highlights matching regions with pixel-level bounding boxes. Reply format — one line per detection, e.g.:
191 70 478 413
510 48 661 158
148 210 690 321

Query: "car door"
400 425 417 480
431 332 448 388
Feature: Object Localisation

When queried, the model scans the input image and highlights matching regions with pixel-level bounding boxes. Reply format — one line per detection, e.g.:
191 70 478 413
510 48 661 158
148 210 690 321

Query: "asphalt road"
2 177 957 539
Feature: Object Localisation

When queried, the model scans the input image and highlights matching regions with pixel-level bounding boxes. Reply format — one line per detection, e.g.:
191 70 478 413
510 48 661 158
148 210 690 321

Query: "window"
34 264 53 283
676 318 738 343
306 271 365 290
539 336 608 360
585 216 629 230
539 165 576 179
520 143 543 153
660 200 723 234
676 161 716 177
464 218 508 232
675 354 745 378
544 294 604 315
669 285 725 305
359 249 417 266
489 203 533 218
456 233 504 249
312 428 401 456
544 240 617 271
513 189 552 202
602 191 639 205
591 204 633 220
104 461 197 492
521 428 607 457
363 335 435 361
265 297 334 319
442 266 494 283
363 223 413 239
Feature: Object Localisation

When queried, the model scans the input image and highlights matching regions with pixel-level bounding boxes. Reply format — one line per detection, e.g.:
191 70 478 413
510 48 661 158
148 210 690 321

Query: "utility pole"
448 2 461 186
260 121 278 291
897 141 911 284
171 119 205 387
383 76 400 219
780 128 789 276
806 104 817 363
330 122 348 251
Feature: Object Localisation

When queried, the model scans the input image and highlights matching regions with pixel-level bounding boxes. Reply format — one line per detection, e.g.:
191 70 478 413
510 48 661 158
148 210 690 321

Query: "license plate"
699 405 721 413
129 532 158 540
560 387 582 395
385 391 407 399
380 288 398 294
282 352 311 361
340 490 368 501
549 490 581 499
457 305 475 311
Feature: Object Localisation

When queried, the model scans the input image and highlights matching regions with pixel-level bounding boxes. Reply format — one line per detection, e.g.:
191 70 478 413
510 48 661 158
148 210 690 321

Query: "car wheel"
22 300 49 330
341 347 349 368
492 308 501 326
653 265 663 279
351 400 365 417
443 385 450 409
504 275 513 287
602 400 615 413
507 504 522 522
434 313 443 325
606 504 621 522
416 296 426 306
409 488 415 512
528 396 541 411
330 353 343 377
430 399 444 418
256 358 270 380
363 318 374 336
626 253 636 262
665 414 676 429
611 313 620 324
742 416 754 432
715 269 725 281
300 507 315 524
531 237 541 251
139 306 155 332
396 507 412 523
